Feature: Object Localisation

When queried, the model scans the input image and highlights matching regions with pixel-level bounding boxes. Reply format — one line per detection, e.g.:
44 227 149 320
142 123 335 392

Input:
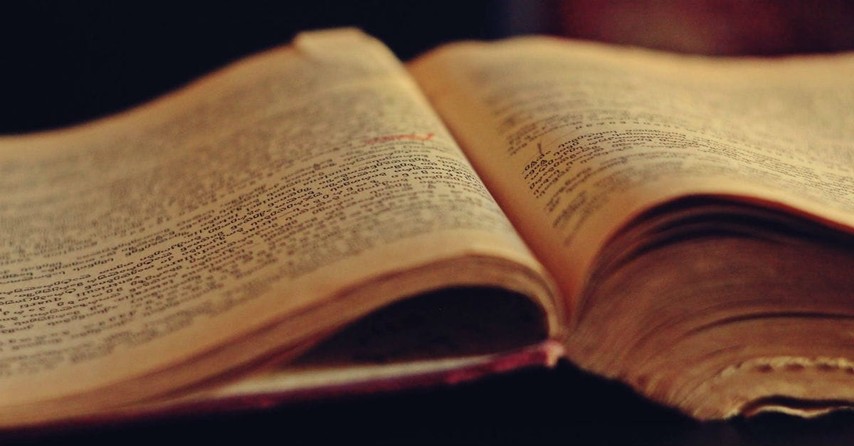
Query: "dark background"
1 1 853 444
1 0 852 134
0 0 515 134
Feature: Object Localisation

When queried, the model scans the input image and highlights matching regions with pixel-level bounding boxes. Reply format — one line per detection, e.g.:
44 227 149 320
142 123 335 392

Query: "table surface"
4 361 854 446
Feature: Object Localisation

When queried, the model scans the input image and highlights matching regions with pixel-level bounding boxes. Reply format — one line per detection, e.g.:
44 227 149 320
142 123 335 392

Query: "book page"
411 37 854 313
0 30 558 425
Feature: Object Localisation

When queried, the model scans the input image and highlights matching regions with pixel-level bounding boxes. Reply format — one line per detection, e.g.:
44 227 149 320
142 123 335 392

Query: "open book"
1 28 852 427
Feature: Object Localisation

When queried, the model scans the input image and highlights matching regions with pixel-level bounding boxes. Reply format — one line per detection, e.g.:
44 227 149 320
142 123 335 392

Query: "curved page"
410 38 854 310
0 29 558 426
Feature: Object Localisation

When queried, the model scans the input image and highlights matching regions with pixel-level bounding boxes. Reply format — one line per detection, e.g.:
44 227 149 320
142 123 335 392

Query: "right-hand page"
410 37 854 312
412 37 854 419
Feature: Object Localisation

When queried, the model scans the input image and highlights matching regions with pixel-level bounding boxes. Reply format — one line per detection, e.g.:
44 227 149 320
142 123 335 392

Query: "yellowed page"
0 29 558 425
411 37 854 315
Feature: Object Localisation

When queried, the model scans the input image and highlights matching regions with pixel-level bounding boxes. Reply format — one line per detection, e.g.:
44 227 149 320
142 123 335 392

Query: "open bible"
0 29 852 427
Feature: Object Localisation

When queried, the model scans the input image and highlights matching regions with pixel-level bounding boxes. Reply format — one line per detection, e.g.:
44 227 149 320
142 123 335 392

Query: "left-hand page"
0 29 559 427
